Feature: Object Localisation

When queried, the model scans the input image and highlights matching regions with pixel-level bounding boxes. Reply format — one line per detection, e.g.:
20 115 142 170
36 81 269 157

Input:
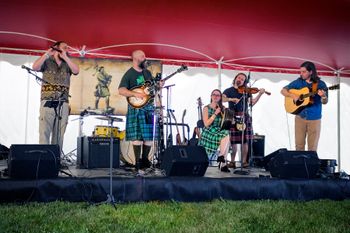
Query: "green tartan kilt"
125 104 158 141
198 126 229 157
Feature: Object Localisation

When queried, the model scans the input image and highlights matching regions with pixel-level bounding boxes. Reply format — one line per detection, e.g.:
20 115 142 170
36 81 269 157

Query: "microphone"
246 71 251 85
21 65 34 72
139 60 151 69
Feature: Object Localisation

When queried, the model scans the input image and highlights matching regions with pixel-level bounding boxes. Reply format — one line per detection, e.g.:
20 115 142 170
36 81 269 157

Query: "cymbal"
95 116 124 122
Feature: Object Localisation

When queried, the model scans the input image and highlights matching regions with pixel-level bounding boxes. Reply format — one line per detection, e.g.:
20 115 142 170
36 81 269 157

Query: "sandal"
227 162 236 169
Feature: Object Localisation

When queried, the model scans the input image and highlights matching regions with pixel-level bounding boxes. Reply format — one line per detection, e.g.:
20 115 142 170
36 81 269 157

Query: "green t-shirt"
118 67 152 89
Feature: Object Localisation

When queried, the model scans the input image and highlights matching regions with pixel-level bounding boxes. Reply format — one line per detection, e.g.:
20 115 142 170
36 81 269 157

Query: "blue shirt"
284 77 327 120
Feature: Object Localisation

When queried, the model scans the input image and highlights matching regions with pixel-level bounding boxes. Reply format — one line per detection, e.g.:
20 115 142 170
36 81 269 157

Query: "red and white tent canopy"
1 0 350 75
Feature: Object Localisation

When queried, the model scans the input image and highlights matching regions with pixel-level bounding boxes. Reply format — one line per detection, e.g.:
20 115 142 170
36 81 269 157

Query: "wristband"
45 53 50 59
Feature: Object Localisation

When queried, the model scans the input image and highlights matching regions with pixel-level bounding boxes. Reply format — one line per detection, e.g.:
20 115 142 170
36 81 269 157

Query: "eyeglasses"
211 93 221 97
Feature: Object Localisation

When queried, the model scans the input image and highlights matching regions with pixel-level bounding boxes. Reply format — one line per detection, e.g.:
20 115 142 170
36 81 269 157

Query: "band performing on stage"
28 44 333 175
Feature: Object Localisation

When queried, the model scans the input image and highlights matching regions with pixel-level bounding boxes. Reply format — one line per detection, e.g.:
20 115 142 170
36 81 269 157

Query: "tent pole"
24 65 30 144
217 57 224 90
335 69 342 172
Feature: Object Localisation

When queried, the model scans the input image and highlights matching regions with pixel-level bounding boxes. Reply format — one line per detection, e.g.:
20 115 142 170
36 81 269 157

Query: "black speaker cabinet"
76 136 84 168
267 149 320 179
8 144 60 179
248 135 265 167
161 145 209 176
82 137 120 169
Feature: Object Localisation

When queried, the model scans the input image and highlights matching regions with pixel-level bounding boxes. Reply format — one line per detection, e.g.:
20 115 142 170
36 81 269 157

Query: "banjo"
127 65 188 108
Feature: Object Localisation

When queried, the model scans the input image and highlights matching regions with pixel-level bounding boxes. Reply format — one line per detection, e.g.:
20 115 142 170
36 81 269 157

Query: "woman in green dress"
198 89 231 172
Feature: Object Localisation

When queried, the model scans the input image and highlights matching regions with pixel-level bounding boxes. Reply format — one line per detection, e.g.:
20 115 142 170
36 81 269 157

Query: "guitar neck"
303 85 338 98
162 71 179 82
162 65 187 82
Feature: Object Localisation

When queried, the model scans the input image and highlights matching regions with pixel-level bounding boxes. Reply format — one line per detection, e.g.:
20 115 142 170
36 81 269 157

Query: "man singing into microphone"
118 50 155 171
32 41 79 149
222 73 265 169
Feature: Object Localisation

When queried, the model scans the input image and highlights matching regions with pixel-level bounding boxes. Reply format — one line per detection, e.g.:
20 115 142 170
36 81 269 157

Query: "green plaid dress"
198 105 229 156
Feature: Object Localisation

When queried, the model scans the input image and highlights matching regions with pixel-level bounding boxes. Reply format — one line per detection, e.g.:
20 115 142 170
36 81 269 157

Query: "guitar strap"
310 81 318 104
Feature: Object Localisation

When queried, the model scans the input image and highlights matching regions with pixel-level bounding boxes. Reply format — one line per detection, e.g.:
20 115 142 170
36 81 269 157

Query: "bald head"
132 50 146 70
132 50 145 61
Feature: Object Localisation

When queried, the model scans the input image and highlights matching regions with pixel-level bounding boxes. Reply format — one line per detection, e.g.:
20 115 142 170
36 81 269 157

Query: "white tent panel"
0 54 348 172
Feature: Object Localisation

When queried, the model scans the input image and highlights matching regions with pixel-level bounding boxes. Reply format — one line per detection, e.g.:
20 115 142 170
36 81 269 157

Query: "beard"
236 80 244 87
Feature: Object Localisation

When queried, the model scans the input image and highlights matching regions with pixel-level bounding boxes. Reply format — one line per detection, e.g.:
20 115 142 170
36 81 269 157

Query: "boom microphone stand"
94 114 122 206
106 115 116 205
151 77 164 169
234 83 250 176
164 84 175 148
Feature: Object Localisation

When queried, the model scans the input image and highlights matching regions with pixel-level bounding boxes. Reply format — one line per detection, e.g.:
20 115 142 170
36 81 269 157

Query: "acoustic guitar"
284 84 339 114
181 109 188 145
189 97 203 146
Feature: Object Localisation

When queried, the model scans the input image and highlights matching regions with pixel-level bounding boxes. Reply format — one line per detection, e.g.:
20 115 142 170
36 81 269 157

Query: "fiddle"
238 86 271 95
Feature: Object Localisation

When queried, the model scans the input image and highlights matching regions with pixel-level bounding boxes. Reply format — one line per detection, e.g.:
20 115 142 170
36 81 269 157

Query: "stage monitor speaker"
248 135 265 167
267 149 320 179
161 145 209 176
8 144 60 179
82 137 120 169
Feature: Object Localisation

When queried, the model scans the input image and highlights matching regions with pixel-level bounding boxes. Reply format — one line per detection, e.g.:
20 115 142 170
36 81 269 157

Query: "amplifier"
248 135 265 167
81 137 120 169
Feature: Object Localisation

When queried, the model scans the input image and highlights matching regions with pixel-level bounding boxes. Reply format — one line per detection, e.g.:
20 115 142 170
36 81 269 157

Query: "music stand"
43 98 64 147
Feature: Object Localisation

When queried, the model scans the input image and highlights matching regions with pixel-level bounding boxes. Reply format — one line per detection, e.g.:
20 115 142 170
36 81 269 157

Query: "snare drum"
93 126 125 139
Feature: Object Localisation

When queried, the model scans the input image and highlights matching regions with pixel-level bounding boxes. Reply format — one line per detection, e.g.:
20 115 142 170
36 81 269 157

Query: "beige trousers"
295 115 321 151
39 100 69 149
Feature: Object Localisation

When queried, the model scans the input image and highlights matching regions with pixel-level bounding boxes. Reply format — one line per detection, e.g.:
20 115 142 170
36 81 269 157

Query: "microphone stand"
106 115 116 206
151 78 163 170
164 84 175 148
234 83 250 176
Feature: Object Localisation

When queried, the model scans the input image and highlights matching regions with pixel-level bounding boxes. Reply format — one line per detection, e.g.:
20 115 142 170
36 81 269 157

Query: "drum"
220 109 234 130
93 126 125 139
120 139 154 165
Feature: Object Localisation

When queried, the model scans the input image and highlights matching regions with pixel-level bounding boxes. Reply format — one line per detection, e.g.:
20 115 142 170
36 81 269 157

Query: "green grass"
0 200 349 233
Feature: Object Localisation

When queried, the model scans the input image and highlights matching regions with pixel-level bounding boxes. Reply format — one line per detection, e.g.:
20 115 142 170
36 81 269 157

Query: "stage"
0 159 349 203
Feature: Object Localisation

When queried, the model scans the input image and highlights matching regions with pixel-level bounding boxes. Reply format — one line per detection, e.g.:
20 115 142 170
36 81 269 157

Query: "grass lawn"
0 200 349 233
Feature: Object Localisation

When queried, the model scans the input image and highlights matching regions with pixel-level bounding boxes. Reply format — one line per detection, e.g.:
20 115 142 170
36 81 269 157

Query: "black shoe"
220 165 230 173
217 156 225 163
140 158 152 169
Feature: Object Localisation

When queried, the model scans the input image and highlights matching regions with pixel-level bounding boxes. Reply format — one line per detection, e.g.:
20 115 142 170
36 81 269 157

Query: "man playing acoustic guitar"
118 50 154 170
281 61 328 151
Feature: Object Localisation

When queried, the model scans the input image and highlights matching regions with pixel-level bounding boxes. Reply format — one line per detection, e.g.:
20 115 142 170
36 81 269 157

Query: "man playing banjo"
118 50 154 170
